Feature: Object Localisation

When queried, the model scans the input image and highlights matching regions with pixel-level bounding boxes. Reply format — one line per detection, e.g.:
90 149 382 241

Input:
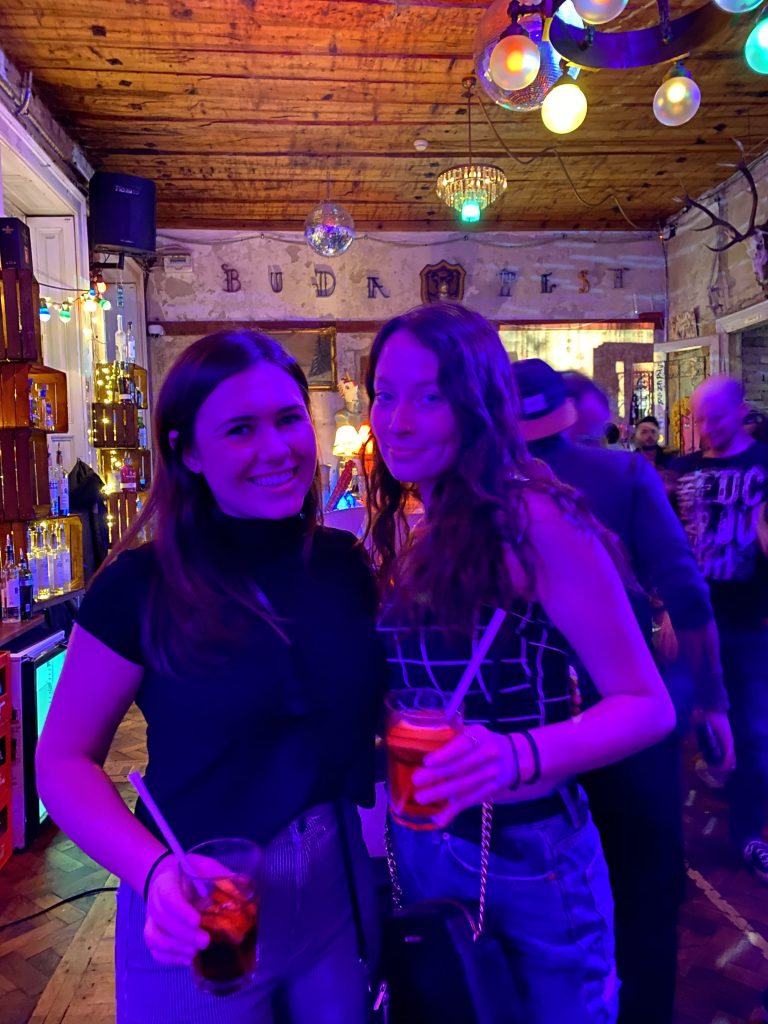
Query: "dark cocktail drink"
385 690 462 829
181 839 262 996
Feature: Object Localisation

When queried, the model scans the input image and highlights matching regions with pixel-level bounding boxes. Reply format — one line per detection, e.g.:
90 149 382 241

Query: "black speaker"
88 171 156 254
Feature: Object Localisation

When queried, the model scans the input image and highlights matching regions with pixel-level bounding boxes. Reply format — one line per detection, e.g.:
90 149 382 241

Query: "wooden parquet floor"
1 708 767 1023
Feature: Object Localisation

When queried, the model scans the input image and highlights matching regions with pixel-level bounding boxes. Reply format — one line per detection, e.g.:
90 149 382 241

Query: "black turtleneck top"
76 517 385 849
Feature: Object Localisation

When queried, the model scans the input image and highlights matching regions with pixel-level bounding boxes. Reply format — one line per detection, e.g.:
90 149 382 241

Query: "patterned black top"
378 600 575 732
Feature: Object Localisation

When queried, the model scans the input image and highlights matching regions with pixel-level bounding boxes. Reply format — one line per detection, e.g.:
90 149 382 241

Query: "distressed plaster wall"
146 229 665 462
666 150 768 338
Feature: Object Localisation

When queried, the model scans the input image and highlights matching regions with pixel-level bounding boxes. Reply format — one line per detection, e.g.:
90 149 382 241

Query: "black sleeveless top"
378 600 575 731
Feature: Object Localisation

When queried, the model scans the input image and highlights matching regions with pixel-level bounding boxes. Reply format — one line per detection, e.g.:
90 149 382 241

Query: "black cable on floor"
0 886 119 932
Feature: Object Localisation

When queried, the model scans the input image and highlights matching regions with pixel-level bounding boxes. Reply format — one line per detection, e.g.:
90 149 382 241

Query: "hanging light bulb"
489 26 541 91
99 297 112 311
94 275 107 294
745 15 768 74
653 62 701 126
570 0 628 25
59 301 72 324
39 301 51 323
541 73 588 133
713 0 762 12
84 296 98 313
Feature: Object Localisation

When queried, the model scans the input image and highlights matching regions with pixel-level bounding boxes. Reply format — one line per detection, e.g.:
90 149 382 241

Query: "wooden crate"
0 268 43 363
0 362 68 432
0 782 10 872
1 515 85 593
106 490 148 548
98 448 152 491
93 362 148 408
0 429 50 521
92 403 139 448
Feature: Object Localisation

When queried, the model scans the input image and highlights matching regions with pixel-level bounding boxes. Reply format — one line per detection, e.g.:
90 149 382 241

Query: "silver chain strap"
385 801 494 941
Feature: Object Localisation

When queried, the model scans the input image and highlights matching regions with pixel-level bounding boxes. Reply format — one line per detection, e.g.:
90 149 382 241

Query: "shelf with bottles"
93 361 148 410
0 516 83 626
98 448 152 495
91 400 142 449
0 362 68 432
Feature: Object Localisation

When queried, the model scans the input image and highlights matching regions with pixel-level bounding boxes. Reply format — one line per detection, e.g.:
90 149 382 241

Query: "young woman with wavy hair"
365 303 674 1024
36 330 383 1024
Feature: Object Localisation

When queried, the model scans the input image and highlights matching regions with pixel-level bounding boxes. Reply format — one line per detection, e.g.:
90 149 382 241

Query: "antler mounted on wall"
679 141 768 253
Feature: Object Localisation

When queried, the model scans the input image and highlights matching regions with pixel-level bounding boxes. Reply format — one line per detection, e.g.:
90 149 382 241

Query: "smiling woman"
34 329 386 1024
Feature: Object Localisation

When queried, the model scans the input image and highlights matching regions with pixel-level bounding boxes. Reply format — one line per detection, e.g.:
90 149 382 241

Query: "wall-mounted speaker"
88 171 156 254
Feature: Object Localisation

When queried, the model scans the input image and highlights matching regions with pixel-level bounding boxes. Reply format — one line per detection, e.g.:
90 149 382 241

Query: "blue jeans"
116 803 377 1024
390 787 618 1024
721 626 768 848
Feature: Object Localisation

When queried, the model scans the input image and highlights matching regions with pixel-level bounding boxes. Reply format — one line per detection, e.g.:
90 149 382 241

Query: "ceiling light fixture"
436 77 507 224
652 61 701 126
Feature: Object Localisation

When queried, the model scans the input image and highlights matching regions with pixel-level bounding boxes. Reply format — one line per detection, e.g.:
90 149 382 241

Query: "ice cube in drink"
193 874 259 996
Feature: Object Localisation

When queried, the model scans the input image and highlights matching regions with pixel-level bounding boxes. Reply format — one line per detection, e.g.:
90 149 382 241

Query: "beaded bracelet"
518 729 542 785
143 849 173 903
506 733 522 790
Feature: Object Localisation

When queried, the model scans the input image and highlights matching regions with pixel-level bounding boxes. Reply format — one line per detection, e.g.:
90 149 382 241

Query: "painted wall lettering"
613 268 628 289
222 264 242 293
367 275 390 299
269 266 283 293
540 273 557 294
578 270 591 294
499 269 517 297
314 268 336 298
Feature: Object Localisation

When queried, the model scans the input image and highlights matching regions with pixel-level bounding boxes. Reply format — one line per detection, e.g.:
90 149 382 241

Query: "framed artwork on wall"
269 326 337 391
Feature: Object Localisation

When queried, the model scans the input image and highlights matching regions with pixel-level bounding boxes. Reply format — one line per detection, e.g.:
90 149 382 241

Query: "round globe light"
745 18 768 75
570 0 628 26
304 201 356 257
713 0 763 12
460 199 482 223
39 304 51 323
489 32 541 91
541 80 588 134
653 67 701 126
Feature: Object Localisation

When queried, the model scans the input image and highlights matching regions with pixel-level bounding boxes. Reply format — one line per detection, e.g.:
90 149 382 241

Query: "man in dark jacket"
511 358 733 1024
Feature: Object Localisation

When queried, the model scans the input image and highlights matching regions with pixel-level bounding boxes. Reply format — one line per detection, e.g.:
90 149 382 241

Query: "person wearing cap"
511 358 732 1024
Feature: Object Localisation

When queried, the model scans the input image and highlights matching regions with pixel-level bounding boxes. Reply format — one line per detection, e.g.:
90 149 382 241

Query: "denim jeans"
721 625 768 848
390 787 618 1024
115 802 377 1024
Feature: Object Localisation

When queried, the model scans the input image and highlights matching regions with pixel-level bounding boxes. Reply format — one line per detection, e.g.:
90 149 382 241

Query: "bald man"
673 376 768 881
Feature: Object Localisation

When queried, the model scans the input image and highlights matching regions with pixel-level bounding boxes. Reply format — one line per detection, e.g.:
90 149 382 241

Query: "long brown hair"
106 329 322 675
364 303 625 630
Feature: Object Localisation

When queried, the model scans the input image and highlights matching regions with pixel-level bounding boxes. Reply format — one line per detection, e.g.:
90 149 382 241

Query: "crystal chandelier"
436 77 507 223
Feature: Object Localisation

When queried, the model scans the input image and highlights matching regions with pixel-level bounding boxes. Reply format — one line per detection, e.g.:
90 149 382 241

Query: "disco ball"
474 0 581 111
304 201 355 257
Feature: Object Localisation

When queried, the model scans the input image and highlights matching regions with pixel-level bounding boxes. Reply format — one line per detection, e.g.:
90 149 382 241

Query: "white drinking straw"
127 770 206 897
445 607 507 720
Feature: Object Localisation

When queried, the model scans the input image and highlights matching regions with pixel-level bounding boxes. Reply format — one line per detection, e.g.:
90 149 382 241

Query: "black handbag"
336 800 523 1024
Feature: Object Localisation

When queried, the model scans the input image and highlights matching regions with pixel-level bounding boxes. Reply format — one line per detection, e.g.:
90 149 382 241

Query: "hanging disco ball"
304 201 356 257
474 1 582 112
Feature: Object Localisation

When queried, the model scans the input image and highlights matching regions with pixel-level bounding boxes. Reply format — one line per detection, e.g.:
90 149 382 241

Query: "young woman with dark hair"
365 303 674 1024
36 330 383 1024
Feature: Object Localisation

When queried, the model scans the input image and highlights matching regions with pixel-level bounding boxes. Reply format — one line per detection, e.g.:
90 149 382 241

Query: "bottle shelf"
0 362 68 433
92 362 148 409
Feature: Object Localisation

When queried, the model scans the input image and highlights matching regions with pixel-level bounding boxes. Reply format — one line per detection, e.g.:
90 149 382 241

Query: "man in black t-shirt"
673 376 768 881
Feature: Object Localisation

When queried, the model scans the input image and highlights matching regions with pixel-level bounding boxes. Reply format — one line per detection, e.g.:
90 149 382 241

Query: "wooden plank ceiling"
0 0 766 231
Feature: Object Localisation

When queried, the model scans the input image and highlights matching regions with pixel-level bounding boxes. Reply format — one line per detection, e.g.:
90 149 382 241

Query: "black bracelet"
143 850 173 903
506 733 521 790
519 729 542 785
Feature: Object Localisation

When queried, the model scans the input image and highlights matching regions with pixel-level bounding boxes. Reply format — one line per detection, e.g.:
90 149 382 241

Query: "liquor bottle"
118 362 132 404
18 550 33 621
56 445 70 516
120 453 137 492
42 386 55 431
48 530 65 597
28 378 40 428
36 525 51 601
126 321 137 364
48 451 60 517
58 524 71 592
138 453 148 490
3 538 20 623
27 527 39 600
114 315 127 364
137 414 148 449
